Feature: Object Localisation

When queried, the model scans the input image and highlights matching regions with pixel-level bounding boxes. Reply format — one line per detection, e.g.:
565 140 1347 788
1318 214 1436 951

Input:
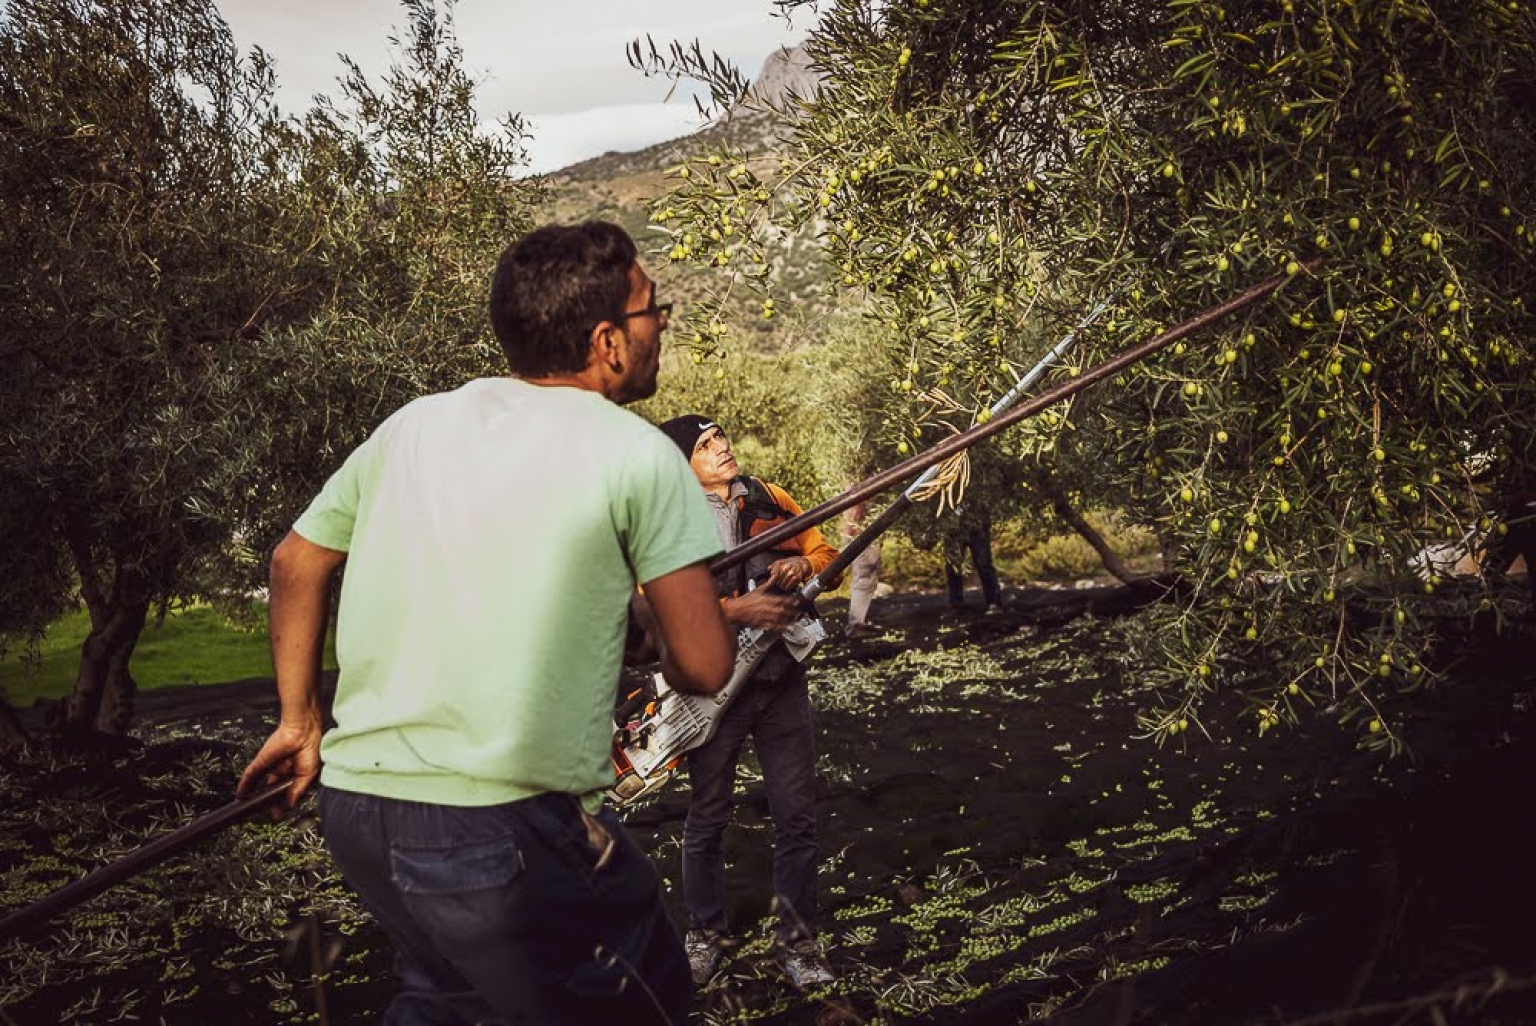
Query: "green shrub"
874 531 947 590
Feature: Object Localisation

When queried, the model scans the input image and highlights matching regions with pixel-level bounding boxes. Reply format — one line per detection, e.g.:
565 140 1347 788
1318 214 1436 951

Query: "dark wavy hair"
488 221 638 376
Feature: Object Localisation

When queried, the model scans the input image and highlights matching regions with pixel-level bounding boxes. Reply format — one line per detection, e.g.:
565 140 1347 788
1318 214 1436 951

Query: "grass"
0 602 335 708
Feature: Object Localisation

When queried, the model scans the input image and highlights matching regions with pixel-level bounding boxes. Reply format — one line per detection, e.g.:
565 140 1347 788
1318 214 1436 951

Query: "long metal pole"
0 780 290 939
712 263 1314 575
800 287 1117 600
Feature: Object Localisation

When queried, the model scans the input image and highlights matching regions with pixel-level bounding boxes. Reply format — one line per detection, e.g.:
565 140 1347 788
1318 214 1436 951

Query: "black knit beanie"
658 414 718 456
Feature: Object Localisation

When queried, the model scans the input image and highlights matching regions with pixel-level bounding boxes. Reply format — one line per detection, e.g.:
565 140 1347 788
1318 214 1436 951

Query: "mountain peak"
746 42 820 110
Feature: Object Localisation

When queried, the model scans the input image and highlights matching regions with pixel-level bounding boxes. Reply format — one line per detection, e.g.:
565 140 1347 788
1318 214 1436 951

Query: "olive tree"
639 0 1536 747
0 0 311 741
0 0 539 747
199 0 543 598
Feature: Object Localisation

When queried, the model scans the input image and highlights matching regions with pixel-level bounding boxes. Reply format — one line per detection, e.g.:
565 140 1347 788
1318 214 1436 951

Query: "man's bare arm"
721 587 804 630
236 531 346 811
642 562 736 696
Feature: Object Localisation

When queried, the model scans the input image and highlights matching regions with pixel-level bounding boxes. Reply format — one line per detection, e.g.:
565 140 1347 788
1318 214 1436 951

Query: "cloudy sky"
219 0 808 173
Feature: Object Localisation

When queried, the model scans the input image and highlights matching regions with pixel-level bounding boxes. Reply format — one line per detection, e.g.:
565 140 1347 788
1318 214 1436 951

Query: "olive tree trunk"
1040 473 1142 585
63 598 147 734
0 700 28 754
59 531 150 735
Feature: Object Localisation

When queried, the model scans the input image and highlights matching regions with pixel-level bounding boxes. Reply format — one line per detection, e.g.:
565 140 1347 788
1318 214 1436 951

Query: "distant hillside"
535 45 842 354
538 107 786 236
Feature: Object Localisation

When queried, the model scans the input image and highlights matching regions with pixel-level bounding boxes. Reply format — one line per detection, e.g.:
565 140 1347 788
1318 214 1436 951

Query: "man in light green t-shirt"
238 222 795 1025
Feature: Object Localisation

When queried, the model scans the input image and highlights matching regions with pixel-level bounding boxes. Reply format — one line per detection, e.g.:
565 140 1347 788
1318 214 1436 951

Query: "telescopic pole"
0 780 290 939
800 288 1119 600
714 262 1315 577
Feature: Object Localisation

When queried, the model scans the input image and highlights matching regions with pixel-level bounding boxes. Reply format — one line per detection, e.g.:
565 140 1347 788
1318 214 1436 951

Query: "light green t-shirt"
294 377 721 806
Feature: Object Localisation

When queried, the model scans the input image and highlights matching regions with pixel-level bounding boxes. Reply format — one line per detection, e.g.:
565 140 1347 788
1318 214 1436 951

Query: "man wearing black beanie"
656 414 840 990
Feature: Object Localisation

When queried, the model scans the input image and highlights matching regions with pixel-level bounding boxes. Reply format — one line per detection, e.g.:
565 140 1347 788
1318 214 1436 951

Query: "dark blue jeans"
682 659 818 944
320 787 691 1025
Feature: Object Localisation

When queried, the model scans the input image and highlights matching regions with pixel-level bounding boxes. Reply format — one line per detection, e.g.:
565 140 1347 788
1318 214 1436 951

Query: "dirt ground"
4 584 1536 1025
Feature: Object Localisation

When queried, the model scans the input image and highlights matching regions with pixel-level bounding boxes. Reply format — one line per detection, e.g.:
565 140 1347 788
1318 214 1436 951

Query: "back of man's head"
489 221 638 377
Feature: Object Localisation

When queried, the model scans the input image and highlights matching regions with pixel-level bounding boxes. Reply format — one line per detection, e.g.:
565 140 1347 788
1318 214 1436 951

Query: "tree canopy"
0 0 540 744
642 0 1536 747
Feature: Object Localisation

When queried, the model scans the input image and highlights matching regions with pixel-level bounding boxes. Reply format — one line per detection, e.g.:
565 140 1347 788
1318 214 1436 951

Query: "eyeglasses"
618 300 673 328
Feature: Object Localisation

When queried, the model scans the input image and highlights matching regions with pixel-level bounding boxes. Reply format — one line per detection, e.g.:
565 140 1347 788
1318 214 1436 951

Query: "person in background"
944 506 1004 613
658 413 840 991
238 221 745 1025
841 497 884 639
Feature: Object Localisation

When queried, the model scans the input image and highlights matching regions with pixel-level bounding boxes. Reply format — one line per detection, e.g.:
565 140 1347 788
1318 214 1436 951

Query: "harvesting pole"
717 261 1317 578
801 288 1119 600
0 781 290 938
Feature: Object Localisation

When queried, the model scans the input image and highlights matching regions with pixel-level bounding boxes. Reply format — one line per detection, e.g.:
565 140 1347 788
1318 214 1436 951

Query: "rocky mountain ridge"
547 41 814 187
747 41 822 109
538 42 839 355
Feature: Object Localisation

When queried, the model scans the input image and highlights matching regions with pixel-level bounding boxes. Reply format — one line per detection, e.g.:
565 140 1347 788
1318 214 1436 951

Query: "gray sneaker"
781 939 834 988
685 929 726 987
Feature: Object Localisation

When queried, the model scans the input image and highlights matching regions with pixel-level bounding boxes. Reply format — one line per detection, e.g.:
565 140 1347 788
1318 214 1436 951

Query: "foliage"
0 0 317 733
637 0 1536 747
0 0 539 737
202 0 544 597
869 509 1158 589
996 510 1159 582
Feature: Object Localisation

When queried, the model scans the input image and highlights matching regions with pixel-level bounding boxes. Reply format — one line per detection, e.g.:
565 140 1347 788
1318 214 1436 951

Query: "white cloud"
220 0 803 170
523 103 708 175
